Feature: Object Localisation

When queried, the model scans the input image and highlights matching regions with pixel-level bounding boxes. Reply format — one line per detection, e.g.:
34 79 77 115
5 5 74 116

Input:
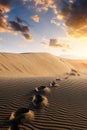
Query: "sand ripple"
0 76 87 130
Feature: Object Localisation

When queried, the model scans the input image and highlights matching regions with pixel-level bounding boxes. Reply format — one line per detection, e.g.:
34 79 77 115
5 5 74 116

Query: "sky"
0 0 87 59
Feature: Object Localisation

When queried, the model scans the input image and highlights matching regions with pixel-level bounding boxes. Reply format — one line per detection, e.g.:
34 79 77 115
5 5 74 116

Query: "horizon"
0 0 87 59
0 51 87 60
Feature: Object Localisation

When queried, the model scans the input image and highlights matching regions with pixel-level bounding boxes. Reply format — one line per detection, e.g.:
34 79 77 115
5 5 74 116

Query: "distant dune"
0 53 73 77
65 59 87 74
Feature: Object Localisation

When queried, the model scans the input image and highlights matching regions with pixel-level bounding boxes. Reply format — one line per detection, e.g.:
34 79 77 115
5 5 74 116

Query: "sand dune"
1 53 87 130
65 59 87 74
1 76 87 130
0 53 72 77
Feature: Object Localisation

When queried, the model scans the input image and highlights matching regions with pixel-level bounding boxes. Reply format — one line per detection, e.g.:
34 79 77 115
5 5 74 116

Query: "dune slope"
0 53 72 77
1 53 87 130
65 59 87 74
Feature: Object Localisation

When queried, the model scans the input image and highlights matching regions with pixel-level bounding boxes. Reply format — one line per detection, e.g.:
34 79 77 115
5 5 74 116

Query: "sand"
0 53 71 77
65 58 87 75
0 53 87 130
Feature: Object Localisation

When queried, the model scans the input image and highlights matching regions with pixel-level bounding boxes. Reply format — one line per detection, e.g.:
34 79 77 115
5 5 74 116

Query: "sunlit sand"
0 53 87 130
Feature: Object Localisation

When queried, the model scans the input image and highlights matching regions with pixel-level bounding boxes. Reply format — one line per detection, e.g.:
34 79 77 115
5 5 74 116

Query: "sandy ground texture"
0 53 87 130
0 53 72 77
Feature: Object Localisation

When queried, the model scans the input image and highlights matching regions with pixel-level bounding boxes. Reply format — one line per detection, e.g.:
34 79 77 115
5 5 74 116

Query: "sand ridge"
0 53 72 77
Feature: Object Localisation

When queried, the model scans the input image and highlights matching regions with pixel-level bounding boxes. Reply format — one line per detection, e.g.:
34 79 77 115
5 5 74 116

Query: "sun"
48 37 87 59
71 37 87 59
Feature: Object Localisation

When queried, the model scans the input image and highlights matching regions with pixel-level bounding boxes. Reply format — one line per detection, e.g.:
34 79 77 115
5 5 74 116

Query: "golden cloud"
34 0 87 38
54 0 87 37
0 0 12 32
0 4 10 12
31 15 40 22
0 0 12 12
34 0 54 12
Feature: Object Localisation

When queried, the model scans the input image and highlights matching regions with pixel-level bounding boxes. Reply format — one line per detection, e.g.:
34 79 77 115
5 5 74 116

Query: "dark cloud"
9 17 32 40
0 0 12 32
49 39 70 50
0 0 11 6
0 0 32 40
41 38 70 50
0 0 12 12
55 0 87 37
35 0 87 37
23 33 32 40
40 38 70 52
49 39 61 47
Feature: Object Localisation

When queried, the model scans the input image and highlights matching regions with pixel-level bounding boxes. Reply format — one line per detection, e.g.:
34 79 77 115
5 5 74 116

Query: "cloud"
0 1 32 41
34 0 54 12
9 17 32 40
0 0 12 32
49 39 60 47
51 18 61 26
41 38 71 51
31 15 40 22
0 10 8 32
0 14 32 41
54 0 87 37
0 0 12 12
49 39 70 49
33 0 87 37
40 37 49 45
